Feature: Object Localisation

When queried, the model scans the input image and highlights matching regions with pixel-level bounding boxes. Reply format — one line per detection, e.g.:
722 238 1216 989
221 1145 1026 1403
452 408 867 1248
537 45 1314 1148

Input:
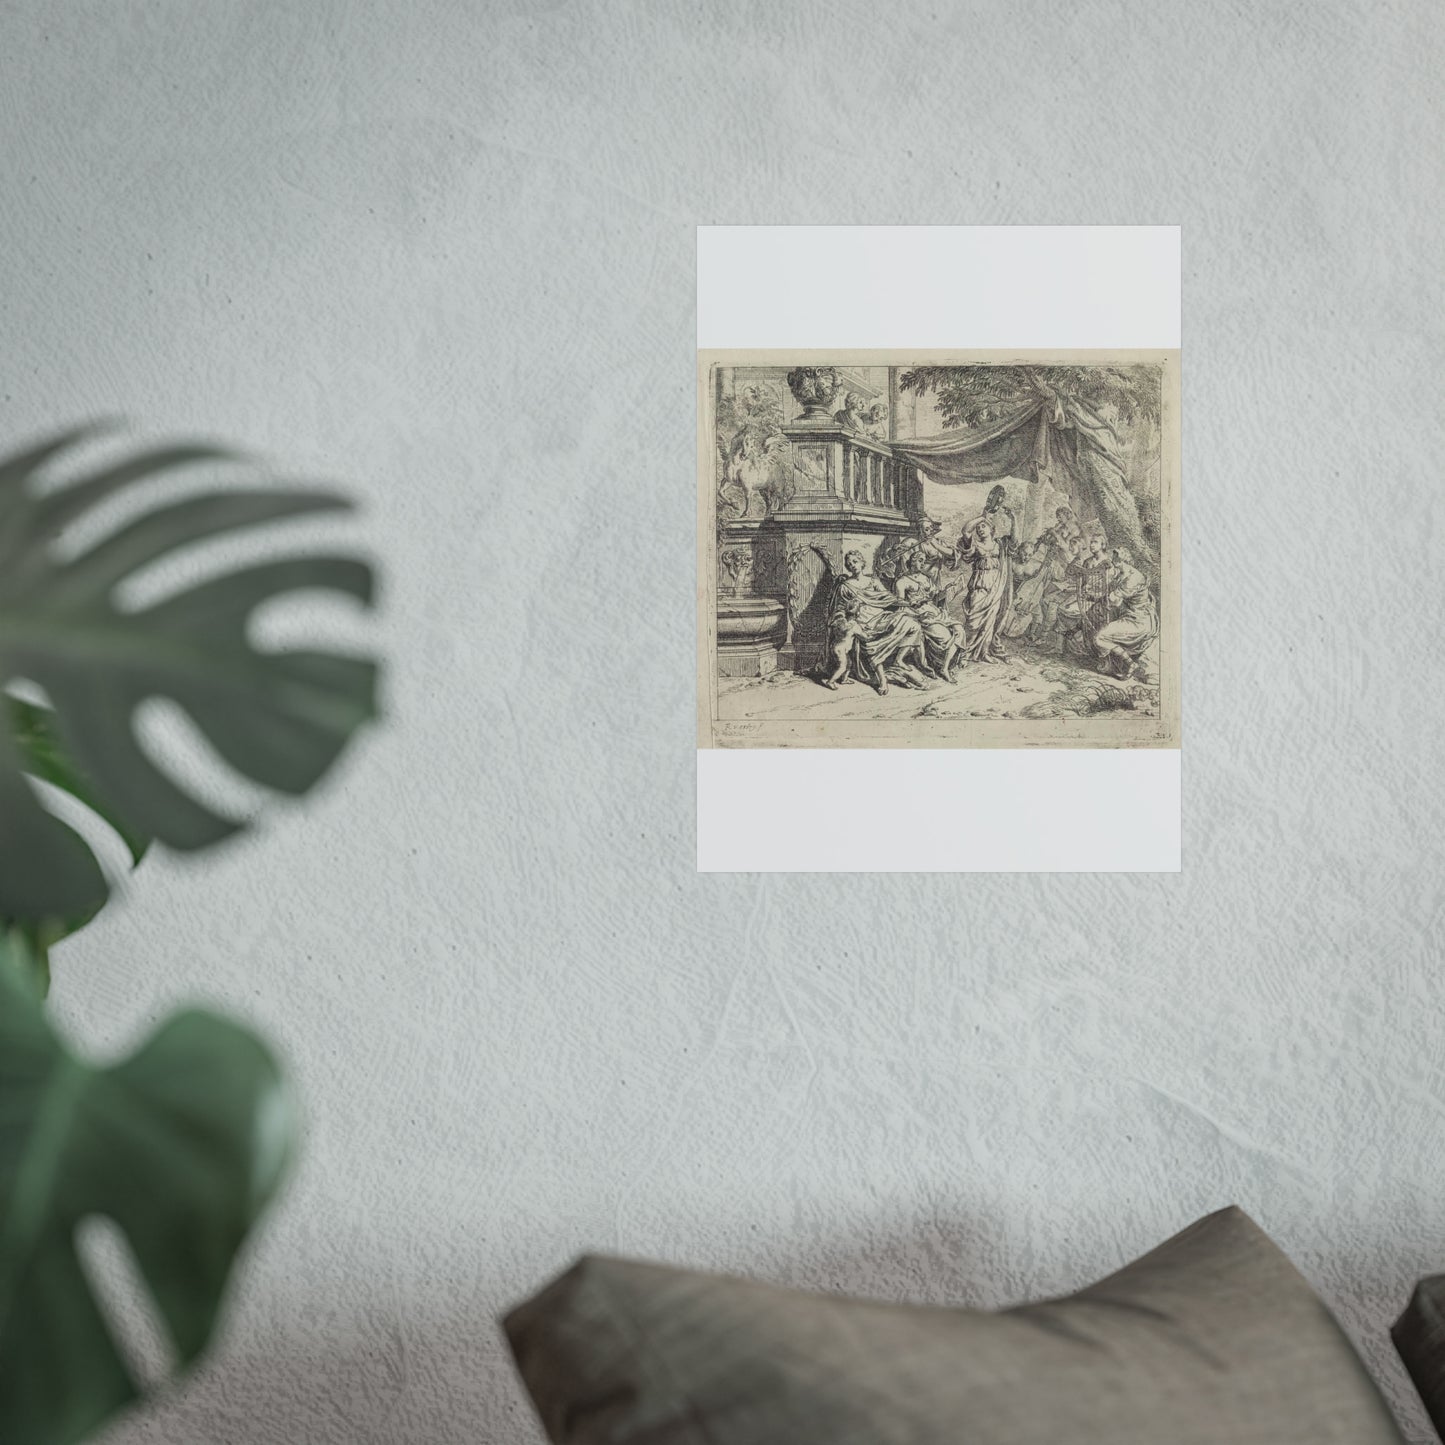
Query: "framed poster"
696 227 1182 872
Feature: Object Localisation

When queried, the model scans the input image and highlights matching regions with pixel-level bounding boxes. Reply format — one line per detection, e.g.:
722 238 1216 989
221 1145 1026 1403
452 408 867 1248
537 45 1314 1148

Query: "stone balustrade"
780 421 921 517
715 410 925 679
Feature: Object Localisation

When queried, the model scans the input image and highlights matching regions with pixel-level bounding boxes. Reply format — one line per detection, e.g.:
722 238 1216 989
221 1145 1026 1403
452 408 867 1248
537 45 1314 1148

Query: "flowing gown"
955 518 1012 661
830 573 925 683
894 570 964 672
1003 553 1048 639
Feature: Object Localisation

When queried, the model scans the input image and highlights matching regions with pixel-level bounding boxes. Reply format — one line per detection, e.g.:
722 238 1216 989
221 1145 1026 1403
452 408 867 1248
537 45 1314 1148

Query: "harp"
1079 559 1112 642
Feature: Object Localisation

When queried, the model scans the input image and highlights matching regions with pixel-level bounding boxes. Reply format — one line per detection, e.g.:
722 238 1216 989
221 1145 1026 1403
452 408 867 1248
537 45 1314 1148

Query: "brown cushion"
504 1206 1405 1445
1393 1275 1445 1441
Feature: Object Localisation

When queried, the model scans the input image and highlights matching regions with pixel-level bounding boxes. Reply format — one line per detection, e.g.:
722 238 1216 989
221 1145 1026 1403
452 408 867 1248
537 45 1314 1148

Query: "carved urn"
786 366 839 421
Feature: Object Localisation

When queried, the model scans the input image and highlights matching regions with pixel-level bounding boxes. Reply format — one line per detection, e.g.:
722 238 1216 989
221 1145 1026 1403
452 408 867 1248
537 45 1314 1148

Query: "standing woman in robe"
979 484 1018 558
956 517 1013 663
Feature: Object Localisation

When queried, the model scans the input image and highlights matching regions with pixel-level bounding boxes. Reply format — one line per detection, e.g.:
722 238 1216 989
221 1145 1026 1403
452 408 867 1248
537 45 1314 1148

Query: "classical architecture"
713 365 924 679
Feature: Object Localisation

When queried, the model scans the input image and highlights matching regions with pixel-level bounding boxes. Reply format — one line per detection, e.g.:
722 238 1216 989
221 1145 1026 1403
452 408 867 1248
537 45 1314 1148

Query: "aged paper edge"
696 348 1181 751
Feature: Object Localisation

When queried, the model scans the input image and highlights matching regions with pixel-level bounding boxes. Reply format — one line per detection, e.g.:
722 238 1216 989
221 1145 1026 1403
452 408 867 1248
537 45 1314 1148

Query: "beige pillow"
505 1206 1405 1445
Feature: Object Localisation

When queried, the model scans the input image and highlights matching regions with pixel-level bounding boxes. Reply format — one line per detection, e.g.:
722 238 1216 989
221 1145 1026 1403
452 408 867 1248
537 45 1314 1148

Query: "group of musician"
820 487 1158 695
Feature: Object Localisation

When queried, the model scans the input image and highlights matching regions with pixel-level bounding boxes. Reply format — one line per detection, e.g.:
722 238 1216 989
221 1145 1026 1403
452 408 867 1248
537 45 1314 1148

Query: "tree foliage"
898 365 1161 432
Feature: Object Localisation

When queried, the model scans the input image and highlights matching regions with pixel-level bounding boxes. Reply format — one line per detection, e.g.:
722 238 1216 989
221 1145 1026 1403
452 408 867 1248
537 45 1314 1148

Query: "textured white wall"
3 2 1442 1441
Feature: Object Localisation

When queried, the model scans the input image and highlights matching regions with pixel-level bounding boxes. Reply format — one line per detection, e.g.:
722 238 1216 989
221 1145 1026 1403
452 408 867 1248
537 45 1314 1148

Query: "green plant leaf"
0 947 294 1445
0 924 49 1000
0 426 378 923
5 698 149 961
9 698 150 869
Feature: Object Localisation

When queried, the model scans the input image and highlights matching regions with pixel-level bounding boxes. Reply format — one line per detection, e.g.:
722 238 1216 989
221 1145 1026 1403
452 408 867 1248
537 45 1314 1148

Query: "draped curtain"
890 394 1149 563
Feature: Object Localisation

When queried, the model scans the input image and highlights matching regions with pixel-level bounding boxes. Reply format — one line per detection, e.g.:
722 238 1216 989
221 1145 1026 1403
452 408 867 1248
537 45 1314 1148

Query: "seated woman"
894 541 965 683
822 549 929 694
1095 547 1158 679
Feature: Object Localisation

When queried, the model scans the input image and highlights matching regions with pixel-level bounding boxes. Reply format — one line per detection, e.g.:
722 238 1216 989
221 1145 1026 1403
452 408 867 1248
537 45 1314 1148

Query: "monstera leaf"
9 696 150 869
0 937 294 1445
4 698 152 995
0 425 377 925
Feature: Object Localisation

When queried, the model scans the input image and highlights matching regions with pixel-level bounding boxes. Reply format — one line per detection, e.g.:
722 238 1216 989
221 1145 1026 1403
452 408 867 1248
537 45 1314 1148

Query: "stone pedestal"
712 386 926 682
716 595 787 677
770 420 923 674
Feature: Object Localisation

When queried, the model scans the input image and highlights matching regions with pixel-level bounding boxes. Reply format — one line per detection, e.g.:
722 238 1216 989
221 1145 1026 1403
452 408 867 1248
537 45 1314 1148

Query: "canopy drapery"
890 392 1149 563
